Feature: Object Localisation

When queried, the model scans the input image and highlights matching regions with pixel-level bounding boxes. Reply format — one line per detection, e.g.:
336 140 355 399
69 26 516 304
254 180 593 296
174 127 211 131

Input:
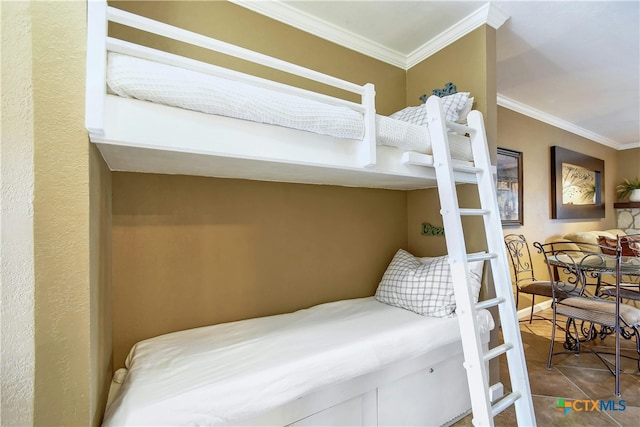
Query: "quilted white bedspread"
106 53 473 159
102 297 493 426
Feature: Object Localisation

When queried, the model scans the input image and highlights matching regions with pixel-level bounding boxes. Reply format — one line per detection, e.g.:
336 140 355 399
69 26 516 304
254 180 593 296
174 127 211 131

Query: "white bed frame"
88 2 494 425
234 339 488 427
85 1 481 190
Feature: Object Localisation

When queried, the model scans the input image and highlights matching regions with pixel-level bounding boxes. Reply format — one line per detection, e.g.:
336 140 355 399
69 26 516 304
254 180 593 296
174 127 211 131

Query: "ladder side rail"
467 110 537 426
426 96 494 426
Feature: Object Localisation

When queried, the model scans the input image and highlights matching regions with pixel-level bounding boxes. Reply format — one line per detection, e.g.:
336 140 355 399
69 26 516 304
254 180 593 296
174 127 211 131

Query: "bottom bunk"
102 297 494 426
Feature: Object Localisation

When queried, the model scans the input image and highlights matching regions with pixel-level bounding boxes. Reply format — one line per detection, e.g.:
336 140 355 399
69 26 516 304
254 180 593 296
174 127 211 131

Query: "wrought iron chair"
535 239 640 396
595 233 640 303
504 234 578 323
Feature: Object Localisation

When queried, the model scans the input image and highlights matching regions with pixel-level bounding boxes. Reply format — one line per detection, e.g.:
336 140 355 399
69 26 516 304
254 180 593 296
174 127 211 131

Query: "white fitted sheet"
106 53 473 160
102 297 493 426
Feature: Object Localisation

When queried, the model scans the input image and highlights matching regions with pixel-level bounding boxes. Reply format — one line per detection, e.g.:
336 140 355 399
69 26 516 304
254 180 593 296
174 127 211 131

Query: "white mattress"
102 297 494 426
106 53 473 160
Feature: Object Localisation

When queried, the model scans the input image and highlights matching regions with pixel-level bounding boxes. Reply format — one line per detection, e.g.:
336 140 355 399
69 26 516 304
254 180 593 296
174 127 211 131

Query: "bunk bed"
86 2 481 191
87 2 499 426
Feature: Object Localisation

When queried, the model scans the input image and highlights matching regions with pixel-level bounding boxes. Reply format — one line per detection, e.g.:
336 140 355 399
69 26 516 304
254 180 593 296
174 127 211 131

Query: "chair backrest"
504 234 538 289
533 240 619 298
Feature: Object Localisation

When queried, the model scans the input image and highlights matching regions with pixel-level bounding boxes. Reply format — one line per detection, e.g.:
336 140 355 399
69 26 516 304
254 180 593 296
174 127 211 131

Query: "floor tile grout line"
551 355 625 426
553 366 591 399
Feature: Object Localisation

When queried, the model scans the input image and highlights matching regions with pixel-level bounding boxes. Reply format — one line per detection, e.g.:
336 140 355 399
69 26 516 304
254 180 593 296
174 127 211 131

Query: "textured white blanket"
106 53 473 159
102 297 493 426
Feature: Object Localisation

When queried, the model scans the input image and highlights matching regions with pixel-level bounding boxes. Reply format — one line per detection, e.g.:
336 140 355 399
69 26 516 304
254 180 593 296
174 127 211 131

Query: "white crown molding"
486 2 510 29
406 3 509 69
620 141 640 150
497 94 634 150
232 1 509 71
230 0 407 68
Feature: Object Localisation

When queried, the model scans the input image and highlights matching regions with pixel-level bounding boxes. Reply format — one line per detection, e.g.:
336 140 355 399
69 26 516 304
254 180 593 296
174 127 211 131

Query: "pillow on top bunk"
456 97 474 124
375 248 483 317
390 92 470 125
440 92 471 122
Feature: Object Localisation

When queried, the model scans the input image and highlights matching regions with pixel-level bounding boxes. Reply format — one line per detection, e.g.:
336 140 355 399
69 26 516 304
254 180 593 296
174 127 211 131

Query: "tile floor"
453 308 640 426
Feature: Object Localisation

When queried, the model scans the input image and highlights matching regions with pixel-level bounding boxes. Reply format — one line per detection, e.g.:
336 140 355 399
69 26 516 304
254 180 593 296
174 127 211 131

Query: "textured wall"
1 1 36 425
89 144 113 426
27 1 108 425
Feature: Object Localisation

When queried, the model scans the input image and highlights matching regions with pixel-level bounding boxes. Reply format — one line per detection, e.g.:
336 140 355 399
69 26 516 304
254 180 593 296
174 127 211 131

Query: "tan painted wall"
8 1 114 425
90 144 113 426
30 1 90 424
497 107 619 310
406 26 497 154
616 147 640 189
108 0 406 115
112 173 407 367
1 2 36 425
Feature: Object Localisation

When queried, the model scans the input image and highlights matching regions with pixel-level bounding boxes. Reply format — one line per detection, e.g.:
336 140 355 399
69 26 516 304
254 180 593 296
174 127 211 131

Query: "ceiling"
232 1 640 150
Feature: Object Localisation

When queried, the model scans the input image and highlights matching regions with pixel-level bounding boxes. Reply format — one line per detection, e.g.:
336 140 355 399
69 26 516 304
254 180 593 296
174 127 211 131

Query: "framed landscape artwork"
550 146 605 219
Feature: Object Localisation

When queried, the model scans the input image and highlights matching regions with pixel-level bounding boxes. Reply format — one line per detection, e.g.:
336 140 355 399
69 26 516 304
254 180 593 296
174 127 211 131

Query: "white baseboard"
489 382 504 402
517 299 552 320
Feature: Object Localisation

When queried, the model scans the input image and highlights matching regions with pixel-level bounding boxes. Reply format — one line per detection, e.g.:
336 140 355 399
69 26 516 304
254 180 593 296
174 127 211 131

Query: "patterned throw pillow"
440 92 470 122
598 235 640 257
456 97 474 124
389 105 428 126
375 249 483 317
390 92 470 125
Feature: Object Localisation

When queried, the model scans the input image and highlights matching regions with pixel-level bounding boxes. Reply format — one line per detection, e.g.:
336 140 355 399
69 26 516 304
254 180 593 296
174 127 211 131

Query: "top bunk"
85 1 488 190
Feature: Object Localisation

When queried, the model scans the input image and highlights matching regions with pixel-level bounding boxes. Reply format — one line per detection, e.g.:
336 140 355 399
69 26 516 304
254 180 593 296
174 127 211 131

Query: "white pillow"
389 92 471 125
375 249 484 317
420 251 484 303
389 105 428 126
440 92 470 122
456 97 474 124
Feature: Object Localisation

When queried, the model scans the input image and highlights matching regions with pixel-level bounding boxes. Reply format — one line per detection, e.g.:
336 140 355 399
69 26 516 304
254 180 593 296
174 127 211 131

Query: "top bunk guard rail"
85 0 377 167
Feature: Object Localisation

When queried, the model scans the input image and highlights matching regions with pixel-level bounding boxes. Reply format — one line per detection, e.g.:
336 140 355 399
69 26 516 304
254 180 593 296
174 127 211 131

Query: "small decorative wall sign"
421 222 445 236
419 82 457 103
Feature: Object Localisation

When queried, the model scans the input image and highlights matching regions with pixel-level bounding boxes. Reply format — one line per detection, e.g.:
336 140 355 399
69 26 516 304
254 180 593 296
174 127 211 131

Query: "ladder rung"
467 252 497 263
475 296 505 310
491 391 522 417
401 151 434 167
446 121 476 135
452 163 483 174
484 342 513 362
459 208 490 216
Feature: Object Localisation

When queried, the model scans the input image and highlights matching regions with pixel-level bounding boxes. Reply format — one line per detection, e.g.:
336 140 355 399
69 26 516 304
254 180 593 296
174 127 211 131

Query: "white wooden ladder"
425 95 536 426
